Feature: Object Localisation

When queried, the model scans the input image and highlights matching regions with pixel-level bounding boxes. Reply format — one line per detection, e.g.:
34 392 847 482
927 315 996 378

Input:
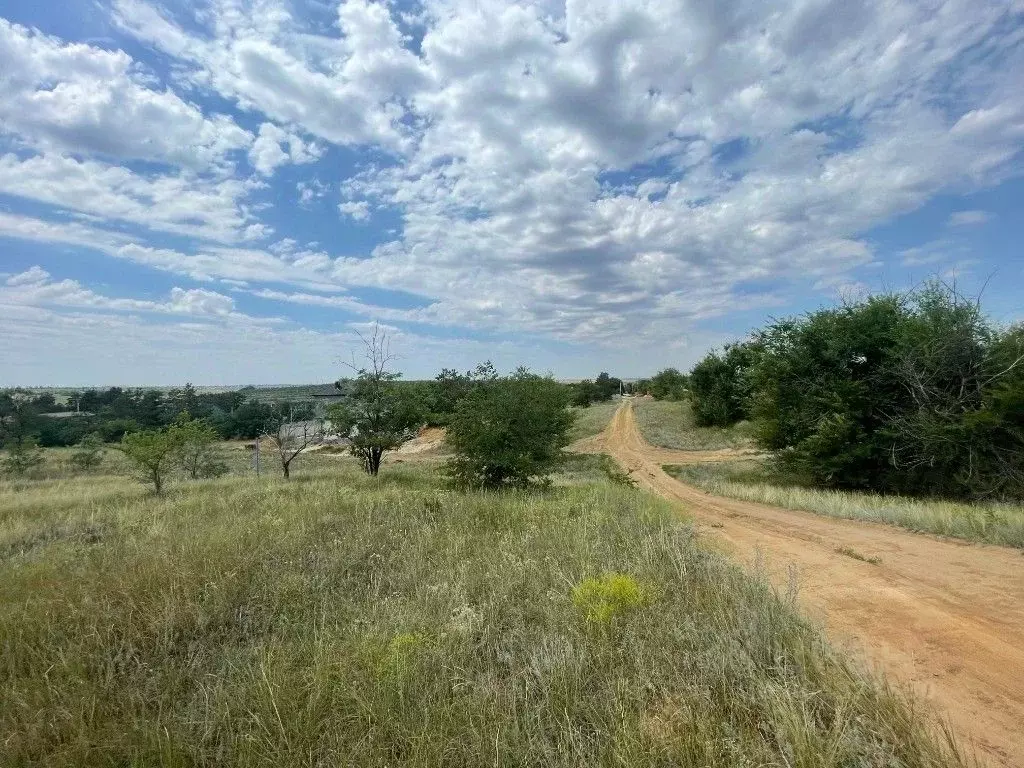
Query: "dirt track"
574 401 1024 767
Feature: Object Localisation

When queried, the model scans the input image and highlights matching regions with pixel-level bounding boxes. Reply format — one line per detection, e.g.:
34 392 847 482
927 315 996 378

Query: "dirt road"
574 401 1024 767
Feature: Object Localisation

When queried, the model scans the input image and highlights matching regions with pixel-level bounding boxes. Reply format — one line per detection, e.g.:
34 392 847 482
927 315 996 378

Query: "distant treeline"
0 366 631 449
680 283 1024 501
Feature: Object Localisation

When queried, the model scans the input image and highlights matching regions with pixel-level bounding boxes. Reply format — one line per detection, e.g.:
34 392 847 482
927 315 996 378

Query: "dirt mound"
395 426 447 455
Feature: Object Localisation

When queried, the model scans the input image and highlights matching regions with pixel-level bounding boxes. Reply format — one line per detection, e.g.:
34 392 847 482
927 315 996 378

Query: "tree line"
3 328 630 491
683 283 1024 500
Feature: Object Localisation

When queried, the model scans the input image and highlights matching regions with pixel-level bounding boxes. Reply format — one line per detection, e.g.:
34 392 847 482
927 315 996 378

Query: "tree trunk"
282 459 291 479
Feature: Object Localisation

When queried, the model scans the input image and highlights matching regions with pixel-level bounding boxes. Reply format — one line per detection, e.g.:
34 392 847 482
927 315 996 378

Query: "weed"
835 546 882 565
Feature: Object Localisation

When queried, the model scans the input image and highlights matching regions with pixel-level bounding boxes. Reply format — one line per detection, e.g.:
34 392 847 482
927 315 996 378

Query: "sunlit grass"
566 399 621 442
667 460 1024 549
633 399 754 450
0 461 962 766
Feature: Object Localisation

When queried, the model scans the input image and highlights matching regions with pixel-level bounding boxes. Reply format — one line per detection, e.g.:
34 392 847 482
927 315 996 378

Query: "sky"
1 0 1022 386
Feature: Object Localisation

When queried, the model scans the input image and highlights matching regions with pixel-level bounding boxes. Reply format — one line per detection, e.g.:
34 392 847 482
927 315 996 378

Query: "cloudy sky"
1 0 1022 385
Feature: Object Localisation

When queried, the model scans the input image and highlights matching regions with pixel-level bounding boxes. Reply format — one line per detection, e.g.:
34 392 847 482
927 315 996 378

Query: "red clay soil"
572 400 1024 767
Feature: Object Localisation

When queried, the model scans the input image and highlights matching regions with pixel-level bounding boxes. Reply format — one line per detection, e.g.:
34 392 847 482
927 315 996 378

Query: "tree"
261 411 324 479
171 415 226 479
116 428 179 494
328 325 421 475
445 369 575 488
0 390 41 450
646 368 689 400
69 433 105 471
3 436 44 477
689 343 759 427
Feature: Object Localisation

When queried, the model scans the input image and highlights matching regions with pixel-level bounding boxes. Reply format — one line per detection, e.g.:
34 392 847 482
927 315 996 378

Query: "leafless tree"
261 414 324 479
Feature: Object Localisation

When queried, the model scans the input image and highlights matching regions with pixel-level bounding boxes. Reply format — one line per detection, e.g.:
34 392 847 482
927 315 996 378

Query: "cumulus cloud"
338 200 371 221
249 122 323 176
0 266 241 318
3 0 1024 376
0 18 251 169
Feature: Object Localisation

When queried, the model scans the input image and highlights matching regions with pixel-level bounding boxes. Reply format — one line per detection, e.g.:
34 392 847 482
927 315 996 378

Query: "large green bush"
445 370 575 487
690 283 1024 500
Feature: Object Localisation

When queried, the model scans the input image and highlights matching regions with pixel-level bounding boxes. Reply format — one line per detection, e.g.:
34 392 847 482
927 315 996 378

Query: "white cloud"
0 18 251 169
338 200 371 221
2 0 1023 379
948 210 994 227
249 122 323 176
0 266 241 318
0 153 262 243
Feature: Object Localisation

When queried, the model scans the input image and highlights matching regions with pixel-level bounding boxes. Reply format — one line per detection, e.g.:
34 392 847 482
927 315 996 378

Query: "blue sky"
1 0 1022 385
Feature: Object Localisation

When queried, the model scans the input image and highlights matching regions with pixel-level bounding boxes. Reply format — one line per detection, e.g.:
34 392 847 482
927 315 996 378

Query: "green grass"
566 399 620 442
633 399 754 450
0 461 962 767
667 460 1024 549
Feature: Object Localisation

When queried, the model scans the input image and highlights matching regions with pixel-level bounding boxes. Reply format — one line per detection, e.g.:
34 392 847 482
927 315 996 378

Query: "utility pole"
254 436 261 478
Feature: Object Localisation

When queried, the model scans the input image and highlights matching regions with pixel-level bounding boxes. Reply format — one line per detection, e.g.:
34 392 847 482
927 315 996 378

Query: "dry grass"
667 460 1024 549
633 399 754 450
567 399 621 443
0 460 962 766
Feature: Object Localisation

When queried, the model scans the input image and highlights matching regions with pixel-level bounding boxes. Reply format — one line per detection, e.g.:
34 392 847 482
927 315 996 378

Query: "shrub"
445 370 574 487
571 572 649 623
69 434 105 471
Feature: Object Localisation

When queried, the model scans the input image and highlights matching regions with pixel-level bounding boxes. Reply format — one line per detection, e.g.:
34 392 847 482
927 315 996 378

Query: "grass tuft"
634 399 754 450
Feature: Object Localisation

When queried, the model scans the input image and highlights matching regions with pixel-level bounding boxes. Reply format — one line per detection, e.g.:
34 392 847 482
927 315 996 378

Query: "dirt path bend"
574 401 1024 768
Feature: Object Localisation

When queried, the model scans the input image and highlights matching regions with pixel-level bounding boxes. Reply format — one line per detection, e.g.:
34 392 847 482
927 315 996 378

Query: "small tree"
328 325 422 476
261 410 323 479
69 433 105 471
3 436 44 477
116 428 179 494
171 414 226 479
445 369 575 487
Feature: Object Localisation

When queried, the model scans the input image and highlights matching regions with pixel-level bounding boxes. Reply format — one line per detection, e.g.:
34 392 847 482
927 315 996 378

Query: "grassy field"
0 458 961 766
566 399 620 442
633 399 754 451
667 460 1024 549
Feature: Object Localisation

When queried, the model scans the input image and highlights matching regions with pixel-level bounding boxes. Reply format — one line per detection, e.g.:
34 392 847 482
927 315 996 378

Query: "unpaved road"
574 401 1024 767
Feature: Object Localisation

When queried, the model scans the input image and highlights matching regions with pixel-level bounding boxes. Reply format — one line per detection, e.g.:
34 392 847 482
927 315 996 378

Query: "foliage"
115 428 180 494
2 436 44 477
689 343 760 427
69 434 105 471
170 415 226 479
571 572 649 623
329 326 422 475
445 369 575 487
570 371 624 406
644 368 689 400
696 283 1024 500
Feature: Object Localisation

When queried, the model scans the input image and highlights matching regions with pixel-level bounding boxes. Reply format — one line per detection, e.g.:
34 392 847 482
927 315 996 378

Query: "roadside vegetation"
666 460 1024 548
633 398 754 451
567 398 621 442
682 282 1024 502
0 460 960 766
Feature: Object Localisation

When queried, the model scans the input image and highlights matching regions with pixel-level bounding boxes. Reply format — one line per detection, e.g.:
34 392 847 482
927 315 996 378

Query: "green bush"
445 370 575 487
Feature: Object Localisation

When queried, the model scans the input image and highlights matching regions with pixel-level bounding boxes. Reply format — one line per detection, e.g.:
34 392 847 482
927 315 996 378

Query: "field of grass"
566 399 620 442
633 399 754 451
667 460 1024 549
0 458 961 766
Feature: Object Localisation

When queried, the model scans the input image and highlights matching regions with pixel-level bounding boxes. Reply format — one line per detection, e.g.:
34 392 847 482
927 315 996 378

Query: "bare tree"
261 410 324 479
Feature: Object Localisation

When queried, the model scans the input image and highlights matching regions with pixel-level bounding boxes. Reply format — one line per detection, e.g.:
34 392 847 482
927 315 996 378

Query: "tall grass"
0 463 961 766
634 399 754 450
567 399 621 442
668 461 1024 549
